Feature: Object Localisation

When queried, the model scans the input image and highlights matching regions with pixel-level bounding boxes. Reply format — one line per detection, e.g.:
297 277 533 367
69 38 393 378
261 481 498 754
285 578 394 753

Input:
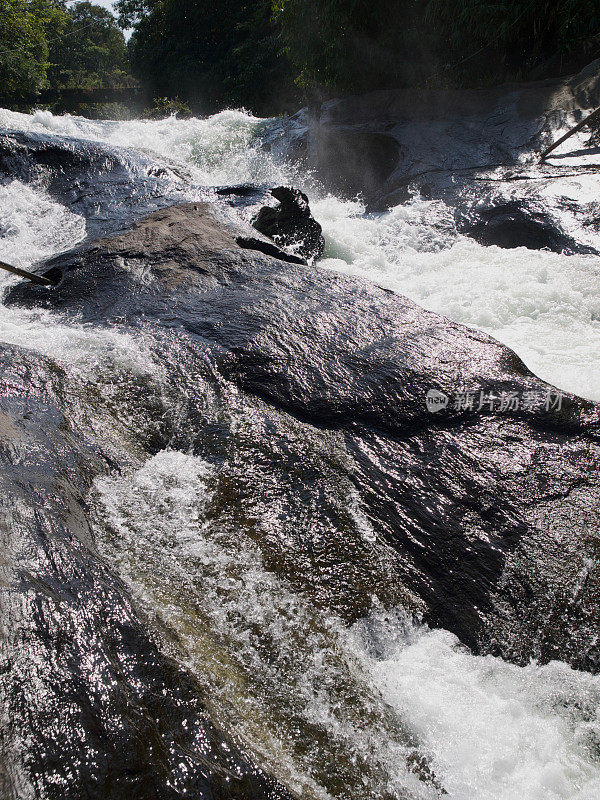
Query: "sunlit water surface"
1 107 600 799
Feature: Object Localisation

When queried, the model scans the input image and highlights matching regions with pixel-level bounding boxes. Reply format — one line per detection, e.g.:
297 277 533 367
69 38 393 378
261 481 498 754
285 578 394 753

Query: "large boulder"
0 129 191 240
7 201 600 672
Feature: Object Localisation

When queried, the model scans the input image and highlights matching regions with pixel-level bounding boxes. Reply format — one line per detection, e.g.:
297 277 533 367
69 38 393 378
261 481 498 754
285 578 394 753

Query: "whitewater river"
1 107 600 800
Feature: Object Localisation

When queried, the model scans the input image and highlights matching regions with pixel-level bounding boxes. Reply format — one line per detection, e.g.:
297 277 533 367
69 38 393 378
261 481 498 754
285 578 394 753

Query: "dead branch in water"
0 259 54 286
540 107 600 161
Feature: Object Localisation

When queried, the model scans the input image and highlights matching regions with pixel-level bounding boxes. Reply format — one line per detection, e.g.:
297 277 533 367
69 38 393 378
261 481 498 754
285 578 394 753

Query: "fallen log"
540 106 600 160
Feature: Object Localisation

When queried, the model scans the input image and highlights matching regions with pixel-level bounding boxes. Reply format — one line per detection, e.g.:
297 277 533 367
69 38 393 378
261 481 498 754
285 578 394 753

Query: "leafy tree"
49 2 129 89
221 0 297 112
0 0 131 106
121 0 295 114
425 0 600 85
115 0 159 29
126 0 238 111
0 0 49 101
272 0 438 93
273 0 600 94
143 95 191 118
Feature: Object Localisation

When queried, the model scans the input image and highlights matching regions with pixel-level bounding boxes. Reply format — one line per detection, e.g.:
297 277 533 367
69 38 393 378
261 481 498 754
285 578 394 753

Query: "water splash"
0 180 160 384
93 450 439 800
93 450 600 800
364 620 600 800
0 179 86 268
4 106 597 399
315 196 600 400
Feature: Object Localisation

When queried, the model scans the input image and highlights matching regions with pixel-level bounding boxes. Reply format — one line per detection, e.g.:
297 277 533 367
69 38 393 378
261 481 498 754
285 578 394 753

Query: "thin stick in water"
0 259 54 287
540 106 600 161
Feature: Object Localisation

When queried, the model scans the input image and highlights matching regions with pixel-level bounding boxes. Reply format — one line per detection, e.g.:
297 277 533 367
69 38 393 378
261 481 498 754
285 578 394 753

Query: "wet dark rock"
252 186 324 263
217 185 262 198
0 344 293 800
0 131 323 265
3 126 600 795
264 60 600 252
456 199 598 254
0 129 194 240
304 130 400 199
7 202 600 674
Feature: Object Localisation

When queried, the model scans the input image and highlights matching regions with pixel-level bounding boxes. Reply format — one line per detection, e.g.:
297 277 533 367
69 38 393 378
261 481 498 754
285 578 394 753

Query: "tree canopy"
0 0 50 101
272 0 433 93
122 0 295 114
273 0 600 93
116 0 600 114
0 0 130 105
426 0 600 86
2 0 599 114
49 2 128 89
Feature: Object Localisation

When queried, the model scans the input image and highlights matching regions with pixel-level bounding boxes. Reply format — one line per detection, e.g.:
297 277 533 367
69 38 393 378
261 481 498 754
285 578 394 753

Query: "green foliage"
273 0 600 94
115 0 158 29
73 103 134 120
114 0 600 115
7 0 594 114
122 0 297 115
49 2 129 89
0 0 50 101
0 0 132 108
143 96 191 119
426 0 600 85
272 0 432 93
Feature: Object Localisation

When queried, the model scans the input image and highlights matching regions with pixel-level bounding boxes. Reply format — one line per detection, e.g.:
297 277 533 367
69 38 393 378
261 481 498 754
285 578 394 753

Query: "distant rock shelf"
266 59 600 254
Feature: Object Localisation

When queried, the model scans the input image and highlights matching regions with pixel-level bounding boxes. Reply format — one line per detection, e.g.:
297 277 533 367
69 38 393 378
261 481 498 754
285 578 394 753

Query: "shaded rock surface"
6 201 600 676
455 198 598 253
264 60 600 253
0 129 193 240
252 187 324 263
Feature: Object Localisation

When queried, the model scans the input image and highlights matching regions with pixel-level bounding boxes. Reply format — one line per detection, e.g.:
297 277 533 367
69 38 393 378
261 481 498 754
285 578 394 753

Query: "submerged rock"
7 201 600 676
0 129 192 240
455 198 598 254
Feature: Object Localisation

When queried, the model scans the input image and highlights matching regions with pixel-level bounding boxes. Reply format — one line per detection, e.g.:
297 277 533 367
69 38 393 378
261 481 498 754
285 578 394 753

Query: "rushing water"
1 107 600 799
2 106 599 401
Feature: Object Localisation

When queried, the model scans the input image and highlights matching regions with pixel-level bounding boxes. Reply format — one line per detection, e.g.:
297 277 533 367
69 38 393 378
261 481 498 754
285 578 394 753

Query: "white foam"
93 451 434 800
0 180 158 380
362 621 600 800
0 180 86 269
0 107 293 187
94 451 600 800
315 196 600 401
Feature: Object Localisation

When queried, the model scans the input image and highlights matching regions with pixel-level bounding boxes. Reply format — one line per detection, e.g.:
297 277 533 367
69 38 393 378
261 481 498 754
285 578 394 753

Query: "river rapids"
1 106 600 800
